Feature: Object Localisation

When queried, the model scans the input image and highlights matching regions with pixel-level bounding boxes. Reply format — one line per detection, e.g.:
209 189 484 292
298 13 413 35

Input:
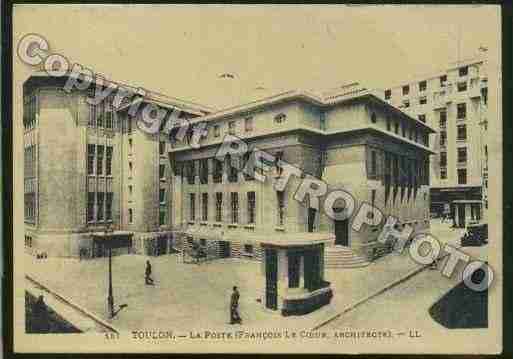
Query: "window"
227 155 238 183
419 80 427 92
439 110 447 128
457 103 467 119
96 145 104 175
106 192 113 221
127 117 132 133
87 144 95 175
128 208 133 223
457 124 467 141
385 89 391 100
386 117 391 131
394 121 399 134
481 87 488 105
97 102 104 128
457 168 467 185
244 244 254 254
97 192 104 221
186 161 195 184
370 112 377 124
440 167 447 179
402 85 410 95
440 152 447 167
403 100 410 108
202 193 208 221
159 141 165 155
228 121 236 135
128 185 133 198
213 159 223 183
230 192 239 224
128 138 133 153
159 209 166 226
89 104 96 127
106 146 113 176
159 164 166 179
87 192 95 222
243 152 254 181
277 191 285 226
440 75 447 87
214 124 220 137
215 192 223 222
440 131 447 146
200 159 208 184
457 82 467 92
105 110 113 129
418 114 426 123
274 113 286 124
159 188 165 203
457 147 467 163
419 97 427 105
128 161 133 176
247 191 256 224
402 122 406 137
189 193 196 221
369 150 377 177
244 117 253 132
459 66 468 77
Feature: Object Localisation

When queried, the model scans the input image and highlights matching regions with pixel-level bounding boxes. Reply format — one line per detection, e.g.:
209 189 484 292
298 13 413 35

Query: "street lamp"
104 224 127 319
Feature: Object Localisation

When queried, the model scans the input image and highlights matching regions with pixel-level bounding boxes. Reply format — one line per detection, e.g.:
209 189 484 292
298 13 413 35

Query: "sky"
13 4 501 109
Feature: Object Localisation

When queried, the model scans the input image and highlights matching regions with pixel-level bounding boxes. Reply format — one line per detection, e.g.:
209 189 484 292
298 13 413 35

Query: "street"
322 241 488 335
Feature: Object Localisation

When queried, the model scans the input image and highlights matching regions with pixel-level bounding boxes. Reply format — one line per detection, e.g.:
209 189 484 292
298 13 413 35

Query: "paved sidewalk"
25 222 479 331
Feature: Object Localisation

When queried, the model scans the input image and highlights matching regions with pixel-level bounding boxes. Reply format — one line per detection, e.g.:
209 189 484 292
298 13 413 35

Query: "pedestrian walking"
145 260 155 285
230 286 242 324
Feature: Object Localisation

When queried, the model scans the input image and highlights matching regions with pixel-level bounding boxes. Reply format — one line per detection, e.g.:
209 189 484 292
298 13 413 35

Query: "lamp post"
107 246 114 318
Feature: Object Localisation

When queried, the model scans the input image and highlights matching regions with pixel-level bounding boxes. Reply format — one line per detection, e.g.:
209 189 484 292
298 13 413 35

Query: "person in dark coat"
230 286 242 324
145 260 154 285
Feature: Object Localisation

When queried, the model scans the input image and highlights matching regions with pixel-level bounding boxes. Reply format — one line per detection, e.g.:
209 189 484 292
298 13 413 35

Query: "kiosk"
260 233 334 316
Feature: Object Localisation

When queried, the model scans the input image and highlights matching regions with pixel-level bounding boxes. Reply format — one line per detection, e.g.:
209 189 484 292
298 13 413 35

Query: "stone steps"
325 246 370 268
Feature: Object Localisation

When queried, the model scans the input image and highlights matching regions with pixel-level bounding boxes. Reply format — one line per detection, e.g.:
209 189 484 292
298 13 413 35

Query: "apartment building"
378 57 489 226
23 73 211 257
170 86 435 263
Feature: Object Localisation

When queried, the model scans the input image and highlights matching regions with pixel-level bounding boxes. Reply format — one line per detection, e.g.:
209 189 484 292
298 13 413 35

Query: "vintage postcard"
11 4 502 354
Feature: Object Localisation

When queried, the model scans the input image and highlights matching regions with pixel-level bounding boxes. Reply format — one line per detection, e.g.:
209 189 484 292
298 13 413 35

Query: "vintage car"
461 223 488 247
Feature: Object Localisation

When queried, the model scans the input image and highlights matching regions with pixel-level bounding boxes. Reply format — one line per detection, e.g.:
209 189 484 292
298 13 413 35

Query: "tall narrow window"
89 104 96 127
214 124 220 137
213 159 223 183
227 155 238 183
159 209 166 226
160 164 166 179
228 121 236 135
189 193 196 221
384 89 391 100
106 192 113 221
369 150 377 178
159 188 165 203
440 152 447 167
96 145 104 175
386 117 391 131
457 147 467 163
439 110 447 128
97 101 104 128
459 66 468 77
87 192 95 222
128 161 133 177
200 159 208 184
457 103 467 119
128 208 133 223
97 192 104 221
128 138 133 153
457 168 467 184
402 85 410 95
105 108 113 129
202 193 208 221
159 141 165 155
394 121 399 134
247 191 256 224
457 124 467 141
186 161 195 184
440 131 447 146
277 191 285 227
230 192 239 224
106 146 113 176
215 192 223 222
419 80 427 92
440 75 447 87
87 144 95 175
